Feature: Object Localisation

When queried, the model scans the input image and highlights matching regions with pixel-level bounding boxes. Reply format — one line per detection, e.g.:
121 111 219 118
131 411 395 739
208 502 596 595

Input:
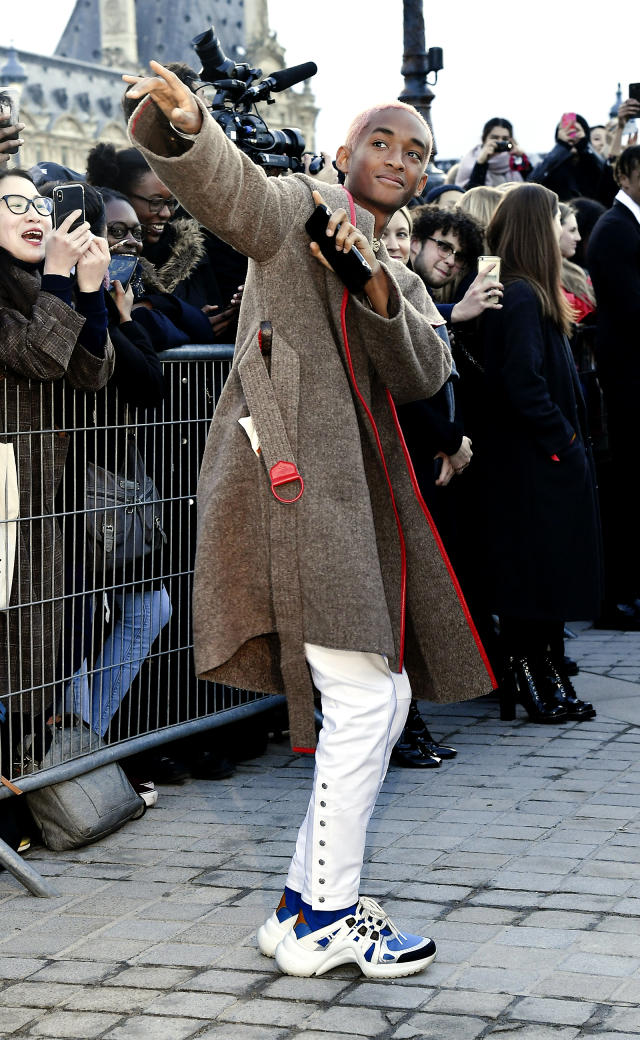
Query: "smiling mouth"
22 230 43 242
377 175 404 187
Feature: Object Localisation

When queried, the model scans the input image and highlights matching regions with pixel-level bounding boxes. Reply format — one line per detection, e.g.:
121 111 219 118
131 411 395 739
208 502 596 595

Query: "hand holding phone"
306 202 374 293
107 253 139 295
0 93 21 158
43 210 93 278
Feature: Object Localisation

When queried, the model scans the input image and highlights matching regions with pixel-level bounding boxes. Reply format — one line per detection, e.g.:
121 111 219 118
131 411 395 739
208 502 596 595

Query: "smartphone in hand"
53 183 86 232
305 204 373 294
107 253 139 294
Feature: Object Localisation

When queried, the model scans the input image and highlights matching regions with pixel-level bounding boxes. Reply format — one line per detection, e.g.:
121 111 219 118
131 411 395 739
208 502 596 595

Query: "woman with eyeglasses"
478 183 602 723
0 168 114 731
86 143 242 345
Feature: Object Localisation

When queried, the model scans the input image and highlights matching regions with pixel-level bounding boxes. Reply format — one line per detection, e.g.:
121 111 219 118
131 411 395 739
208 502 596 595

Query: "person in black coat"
529 113 616 207
478 184 602 723
587 145 640 626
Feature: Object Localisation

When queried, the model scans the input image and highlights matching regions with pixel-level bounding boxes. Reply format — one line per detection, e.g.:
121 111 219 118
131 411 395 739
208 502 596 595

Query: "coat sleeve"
588 214 640 326
0 293 85 381
64 333 115 391
483 283 576 456
347 263 453 402
129 97 304 264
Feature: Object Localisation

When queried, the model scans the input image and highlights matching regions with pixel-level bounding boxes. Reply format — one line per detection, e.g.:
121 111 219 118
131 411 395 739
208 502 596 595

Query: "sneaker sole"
257 913 296 958
275 931 436 979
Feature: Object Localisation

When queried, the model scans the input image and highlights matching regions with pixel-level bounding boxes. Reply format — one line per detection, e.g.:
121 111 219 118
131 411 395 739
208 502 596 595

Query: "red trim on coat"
292 746 316 755
385 390 498 689
130 97 154 136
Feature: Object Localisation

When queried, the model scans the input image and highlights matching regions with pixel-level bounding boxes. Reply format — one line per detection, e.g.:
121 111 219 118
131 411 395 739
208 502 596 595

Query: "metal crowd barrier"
0 344 283 895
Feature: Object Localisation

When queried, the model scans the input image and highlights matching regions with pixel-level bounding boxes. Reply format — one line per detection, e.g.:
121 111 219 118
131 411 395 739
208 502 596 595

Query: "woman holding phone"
529 113 616 206
0 168 113 731
478 184 601 723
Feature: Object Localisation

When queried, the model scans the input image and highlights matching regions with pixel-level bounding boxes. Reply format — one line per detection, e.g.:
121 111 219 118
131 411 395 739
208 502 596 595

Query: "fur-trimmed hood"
139 217 207 293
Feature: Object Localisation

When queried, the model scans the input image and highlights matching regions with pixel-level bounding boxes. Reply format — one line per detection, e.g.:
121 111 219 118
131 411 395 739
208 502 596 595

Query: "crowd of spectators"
1 73 640 840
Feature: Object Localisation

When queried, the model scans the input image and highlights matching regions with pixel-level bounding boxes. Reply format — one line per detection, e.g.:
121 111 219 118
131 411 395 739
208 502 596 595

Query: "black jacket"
587 199 640 392
477 280 602 620
529 141 616 206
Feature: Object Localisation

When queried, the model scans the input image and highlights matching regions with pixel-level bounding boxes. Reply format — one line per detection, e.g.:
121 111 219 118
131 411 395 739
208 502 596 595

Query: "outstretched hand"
123 60 202 135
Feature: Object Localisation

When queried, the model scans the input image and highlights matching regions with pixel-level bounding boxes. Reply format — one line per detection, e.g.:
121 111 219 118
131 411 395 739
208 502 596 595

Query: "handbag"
0 441 19 611
24 717 145 851
84 435 166 573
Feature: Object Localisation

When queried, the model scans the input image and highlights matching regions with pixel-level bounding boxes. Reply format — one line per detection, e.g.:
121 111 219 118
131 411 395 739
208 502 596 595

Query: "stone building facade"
1 0 317 174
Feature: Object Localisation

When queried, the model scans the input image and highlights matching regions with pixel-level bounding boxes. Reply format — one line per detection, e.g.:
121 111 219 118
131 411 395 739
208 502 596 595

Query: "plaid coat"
131 99 495 750
0 264 115 717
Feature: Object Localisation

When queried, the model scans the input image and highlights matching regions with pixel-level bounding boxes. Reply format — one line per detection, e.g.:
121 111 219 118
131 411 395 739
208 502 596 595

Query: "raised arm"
125 61 303 262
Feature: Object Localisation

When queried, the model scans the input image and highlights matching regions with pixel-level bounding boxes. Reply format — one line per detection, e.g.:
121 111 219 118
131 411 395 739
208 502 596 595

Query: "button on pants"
285 643 412 910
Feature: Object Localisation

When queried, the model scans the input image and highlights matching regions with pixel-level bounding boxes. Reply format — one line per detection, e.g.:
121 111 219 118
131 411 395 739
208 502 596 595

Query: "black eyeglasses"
1 193 53 216
107 221 144 241
426 236 467 266
129 192 179 213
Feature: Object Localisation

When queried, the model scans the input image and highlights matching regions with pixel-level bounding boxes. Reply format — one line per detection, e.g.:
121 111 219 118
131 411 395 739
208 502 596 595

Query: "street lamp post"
399 0 443 181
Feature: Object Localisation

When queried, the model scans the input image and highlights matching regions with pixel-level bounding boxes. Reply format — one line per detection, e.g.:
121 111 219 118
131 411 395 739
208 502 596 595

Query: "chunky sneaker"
274 896 436 979
257 889 300 957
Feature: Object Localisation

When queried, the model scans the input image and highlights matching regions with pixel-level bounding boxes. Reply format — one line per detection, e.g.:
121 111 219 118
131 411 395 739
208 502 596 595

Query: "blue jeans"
70 586 172 737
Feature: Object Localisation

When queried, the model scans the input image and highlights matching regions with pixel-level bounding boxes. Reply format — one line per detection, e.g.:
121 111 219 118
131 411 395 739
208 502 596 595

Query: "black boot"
391 723 441 768
405 700 457 759
543 657 596 720
499 656 569 723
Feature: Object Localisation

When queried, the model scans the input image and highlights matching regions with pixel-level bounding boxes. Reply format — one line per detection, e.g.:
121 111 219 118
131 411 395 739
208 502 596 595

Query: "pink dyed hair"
344 101 432 160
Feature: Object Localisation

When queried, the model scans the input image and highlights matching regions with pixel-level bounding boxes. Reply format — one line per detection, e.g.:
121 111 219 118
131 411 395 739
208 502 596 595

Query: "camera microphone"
241 62 318 104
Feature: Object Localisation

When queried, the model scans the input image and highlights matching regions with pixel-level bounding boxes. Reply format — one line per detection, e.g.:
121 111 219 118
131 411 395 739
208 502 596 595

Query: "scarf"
455 145 525 189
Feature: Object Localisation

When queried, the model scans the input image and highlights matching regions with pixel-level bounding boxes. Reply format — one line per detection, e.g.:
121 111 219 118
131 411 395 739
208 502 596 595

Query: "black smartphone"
0 93 20 156
629 83 640 106
305 204 373 294
52 183 86 232
107 253 139 294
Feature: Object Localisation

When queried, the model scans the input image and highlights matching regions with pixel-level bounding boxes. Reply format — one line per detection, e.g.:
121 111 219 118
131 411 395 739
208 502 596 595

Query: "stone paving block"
449 965 540 994
104 1015 208 1040
144 990 237 1018
195 1027 289 1040
443 907 519 925
305 1004 398 1035
335 981 432 1009
558 951 640 977
132 942 224 967
0 958 46 980
521 910 600 929
58 938 152 962
0 1006 41 1034
178 968 266 994
29 1010 123 1037
61 986 161 1013
107 966 195 989
219 996 317 1027
261 976 353 1002
507 995 598 1025
529 970 623 1002
390 1011 487 1038
425 988 513 1017
0 982 80 1008
494 926 580 950
542 893 618 912
602 1008 640 1033
579 931 640 957
462 1029 579 1040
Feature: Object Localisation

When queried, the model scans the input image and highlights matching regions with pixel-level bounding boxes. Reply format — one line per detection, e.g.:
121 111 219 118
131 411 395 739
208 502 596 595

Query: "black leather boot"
543 657 596 720
391 723 442 768
405 700 457 759
499 656 569 723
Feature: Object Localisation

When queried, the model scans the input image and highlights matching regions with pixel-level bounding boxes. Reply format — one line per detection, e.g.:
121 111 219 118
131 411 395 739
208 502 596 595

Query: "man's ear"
410 236 421 261
336 144 350 175
415 171 428 197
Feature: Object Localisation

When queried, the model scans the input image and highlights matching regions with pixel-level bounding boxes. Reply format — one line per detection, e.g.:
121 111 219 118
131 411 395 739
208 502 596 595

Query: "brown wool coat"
131 99 495 750
0 266 115 715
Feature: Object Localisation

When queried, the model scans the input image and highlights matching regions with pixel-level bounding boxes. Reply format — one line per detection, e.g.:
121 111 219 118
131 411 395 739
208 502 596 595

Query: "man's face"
411 228 466 288
618 164 640 207
337 108 430 219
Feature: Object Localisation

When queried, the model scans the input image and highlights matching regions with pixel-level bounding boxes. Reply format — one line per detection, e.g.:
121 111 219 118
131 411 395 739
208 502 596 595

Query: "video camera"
192 27 317 172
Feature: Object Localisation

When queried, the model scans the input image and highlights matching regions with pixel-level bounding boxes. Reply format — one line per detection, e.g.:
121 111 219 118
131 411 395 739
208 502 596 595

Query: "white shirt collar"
615 188 640 226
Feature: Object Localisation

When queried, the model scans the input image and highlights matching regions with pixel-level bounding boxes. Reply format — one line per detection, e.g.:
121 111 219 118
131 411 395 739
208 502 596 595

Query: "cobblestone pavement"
2 626 640 1039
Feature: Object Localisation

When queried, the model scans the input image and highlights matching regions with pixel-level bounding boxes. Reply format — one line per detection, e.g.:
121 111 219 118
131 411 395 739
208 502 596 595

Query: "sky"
4 0 638 160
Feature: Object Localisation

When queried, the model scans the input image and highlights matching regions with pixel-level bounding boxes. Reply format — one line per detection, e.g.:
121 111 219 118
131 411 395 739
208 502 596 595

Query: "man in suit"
588 145 640 627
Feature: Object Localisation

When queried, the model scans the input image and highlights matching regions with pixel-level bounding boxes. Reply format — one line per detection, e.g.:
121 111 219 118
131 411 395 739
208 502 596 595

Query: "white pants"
285 643 412 910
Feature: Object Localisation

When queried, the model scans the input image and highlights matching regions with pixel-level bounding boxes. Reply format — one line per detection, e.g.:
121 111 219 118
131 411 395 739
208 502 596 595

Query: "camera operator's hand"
44 212 93 277
477 138 499 164
124 61 202 135
0 121 25 164
76 236 111 293
450 266 504 322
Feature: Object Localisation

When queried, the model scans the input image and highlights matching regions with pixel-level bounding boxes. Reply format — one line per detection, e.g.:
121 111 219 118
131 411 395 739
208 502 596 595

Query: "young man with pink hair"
124 63 493 979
